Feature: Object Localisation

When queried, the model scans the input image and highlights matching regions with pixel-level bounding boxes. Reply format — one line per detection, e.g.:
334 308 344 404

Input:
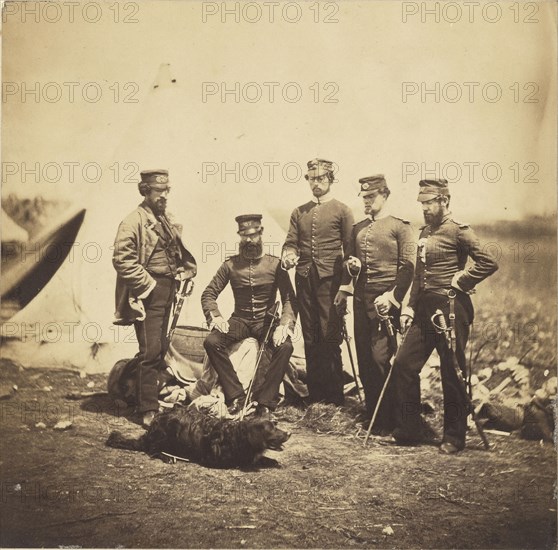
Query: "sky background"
2 0 557 225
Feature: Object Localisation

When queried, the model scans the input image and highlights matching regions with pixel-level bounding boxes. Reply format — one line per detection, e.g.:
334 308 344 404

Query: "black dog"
106 407 290 468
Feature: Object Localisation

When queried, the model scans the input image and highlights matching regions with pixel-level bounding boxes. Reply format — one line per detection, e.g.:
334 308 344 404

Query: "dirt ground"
0 360 556 549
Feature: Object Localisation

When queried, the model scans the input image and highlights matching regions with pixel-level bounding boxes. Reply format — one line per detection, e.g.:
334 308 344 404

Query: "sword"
341 313 363 404
240 302 281 420
431 305 490 450
164 277 194 356
363 304 399 446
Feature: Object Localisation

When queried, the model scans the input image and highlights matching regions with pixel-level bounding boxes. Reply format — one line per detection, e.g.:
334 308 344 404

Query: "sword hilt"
374 303 396 335
431 309 448 333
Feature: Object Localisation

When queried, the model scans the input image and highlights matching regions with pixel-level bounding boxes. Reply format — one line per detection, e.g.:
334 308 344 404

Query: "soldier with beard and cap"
334 175 416 434
113 169 197 428
202 215 298 418
282 158 354 406
391 179 498 454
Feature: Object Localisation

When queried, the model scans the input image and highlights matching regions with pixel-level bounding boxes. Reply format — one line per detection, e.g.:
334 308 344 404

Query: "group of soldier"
112 157 498 455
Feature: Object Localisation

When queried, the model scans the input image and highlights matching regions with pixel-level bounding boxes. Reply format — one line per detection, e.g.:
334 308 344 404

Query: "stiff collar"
311 192 334 204
368 207 390 222
438 212 452 226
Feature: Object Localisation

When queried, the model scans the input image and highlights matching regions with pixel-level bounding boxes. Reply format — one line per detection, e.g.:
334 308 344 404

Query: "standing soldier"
334 175 415 433
392 179 498 453
202 215 297 418
113 170 197 428
282 158 354 405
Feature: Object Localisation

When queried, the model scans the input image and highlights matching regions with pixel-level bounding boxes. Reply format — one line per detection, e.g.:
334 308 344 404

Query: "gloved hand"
374 293 392 316
175 267 189 281
272 325 291 347
210 316 230 333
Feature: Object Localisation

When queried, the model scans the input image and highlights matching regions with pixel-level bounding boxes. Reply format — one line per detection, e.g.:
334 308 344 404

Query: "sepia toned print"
1 1 556 548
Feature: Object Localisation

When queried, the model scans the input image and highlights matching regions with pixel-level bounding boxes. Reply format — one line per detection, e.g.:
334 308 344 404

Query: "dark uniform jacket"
112 202 197 325
341 214 416 306
408 214 498 309
283 197 354 279
201 254 297 330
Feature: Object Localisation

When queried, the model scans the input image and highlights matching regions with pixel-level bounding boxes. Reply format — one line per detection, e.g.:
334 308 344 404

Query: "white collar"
311 192 334 204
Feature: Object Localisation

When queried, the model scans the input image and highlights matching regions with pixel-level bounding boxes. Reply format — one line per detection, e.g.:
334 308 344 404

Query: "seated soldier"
201 214 298 418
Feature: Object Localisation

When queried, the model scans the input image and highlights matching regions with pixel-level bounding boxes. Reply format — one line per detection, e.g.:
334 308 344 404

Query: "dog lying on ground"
106 406 290 468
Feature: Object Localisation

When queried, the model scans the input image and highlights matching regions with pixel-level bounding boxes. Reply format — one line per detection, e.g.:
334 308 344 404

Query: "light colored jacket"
112 202 196 325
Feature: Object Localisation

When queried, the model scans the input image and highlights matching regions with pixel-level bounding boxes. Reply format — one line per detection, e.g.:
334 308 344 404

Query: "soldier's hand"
281 252 299 270
450 271 465 291
135 299 146 320
400 314 413 333
175 268 189 282
272 325 291 347
347 256 362 276
334 290 349 315
374 294 391 316
210 316 229 334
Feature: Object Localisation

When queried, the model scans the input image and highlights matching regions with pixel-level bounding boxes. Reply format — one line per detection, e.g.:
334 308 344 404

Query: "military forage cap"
235 214 263 236
139 169 170 190
417 179 450 202
306 158 335 179
359 174 388 197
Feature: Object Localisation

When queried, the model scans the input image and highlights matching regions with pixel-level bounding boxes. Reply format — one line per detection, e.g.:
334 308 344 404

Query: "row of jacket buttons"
249 261 256 319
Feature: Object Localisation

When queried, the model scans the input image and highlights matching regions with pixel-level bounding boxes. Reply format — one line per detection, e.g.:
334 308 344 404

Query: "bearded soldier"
282 158 354 405
202 215 297 418
392 179 498 453
113 170 196 428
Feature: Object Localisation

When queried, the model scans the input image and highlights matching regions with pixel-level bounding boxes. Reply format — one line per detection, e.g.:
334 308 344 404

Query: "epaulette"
391 215 411 224
451 219 470 229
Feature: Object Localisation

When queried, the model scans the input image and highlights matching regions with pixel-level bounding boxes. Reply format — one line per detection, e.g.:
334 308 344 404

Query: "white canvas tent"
1 64 356 389
1 209 28 244
0 65 304 373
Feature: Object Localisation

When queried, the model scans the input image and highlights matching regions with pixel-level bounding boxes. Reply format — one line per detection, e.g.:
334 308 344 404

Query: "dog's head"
246 419 291 452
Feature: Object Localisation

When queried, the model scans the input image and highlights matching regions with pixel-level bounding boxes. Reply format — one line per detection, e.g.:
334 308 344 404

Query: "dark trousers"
133 276 175 413
203 316 293 409
353 295 396 430
393 291 473 448
296 265 344 405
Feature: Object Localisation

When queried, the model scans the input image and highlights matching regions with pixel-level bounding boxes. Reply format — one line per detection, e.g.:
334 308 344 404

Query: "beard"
152 199 167 215
423 210 444 226
239 240 264 259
